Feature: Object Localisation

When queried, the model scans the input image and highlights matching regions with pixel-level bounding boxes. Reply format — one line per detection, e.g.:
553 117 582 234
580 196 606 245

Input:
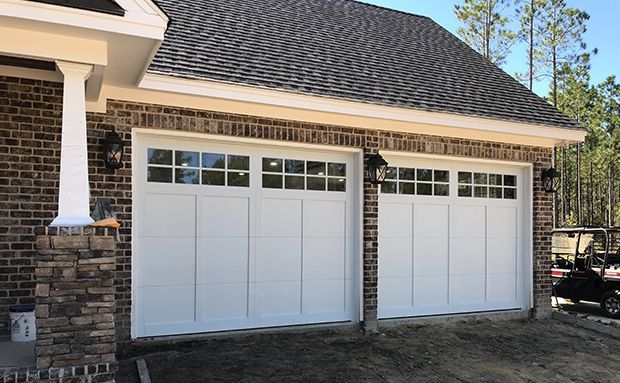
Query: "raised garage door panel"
138 193 196 330
135 137 356 337
452 205 487 306
413 204 449 308
197 196 250 323
378 158 525 319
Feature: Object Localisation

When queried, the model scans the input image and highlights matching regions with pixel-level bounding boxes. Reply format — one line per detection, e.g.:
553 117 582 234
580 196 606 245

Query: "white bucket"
9 305 36 342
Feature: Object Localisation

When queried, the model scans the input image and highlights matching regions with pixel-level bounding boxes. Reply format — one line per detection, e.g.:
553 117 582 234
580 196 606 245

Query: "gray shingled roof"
148 0 580 130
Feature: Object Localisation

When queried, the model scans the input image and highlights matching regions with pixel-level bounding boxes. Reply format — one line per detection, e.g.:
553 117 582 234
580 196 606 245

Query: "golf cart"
551 227 620 318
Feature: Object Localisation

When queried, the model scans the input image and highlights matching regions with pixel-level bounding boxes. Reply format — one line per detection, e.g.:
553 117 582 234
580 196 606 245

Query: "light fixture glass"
367 152 388 184
541 167 560 193
102 130 124 170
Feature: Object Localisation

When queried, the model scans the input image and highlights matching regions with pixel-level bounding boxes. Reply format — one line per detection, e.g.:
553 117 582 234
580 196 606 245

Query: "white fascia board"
0 0 167 40
0 26 107 66
139 73 587 144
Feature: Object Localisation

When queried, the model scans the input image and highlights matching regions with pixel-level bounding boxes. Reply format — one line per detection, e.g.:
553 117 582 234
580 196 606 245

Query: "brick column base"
34 227 117 383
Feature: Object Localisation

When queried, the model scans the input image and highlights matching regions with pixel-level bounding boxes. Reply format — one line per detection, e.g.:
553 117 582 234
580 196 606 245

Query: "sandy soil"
117 319 620 383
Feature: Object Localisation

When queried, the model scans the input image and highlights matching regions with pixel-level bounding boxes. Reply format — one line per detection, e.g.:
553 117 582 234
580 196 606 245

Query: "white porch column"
50 61 94 227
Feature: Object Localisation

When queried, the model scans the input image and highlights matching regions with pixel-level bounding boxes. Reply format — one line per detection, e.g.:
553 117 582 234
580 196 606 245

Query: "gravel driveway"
117 319 620 383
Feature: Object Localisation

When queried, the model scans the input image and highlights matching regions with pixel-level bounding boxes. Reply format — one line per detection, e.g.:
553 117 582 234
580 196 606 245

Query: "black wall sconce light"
541 167 560 193
102 130 125 170
367 152 389 184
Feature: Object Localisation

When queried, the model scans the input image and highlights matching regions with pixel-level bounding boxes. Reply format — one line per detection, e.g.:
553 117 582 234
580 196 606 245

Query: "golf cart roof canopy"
552 227 620 234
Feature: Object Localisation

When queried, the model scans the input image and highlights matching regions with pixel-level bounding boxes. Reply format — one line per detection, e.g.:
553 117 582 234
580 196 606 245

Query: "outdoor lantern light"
367 152 388 184
102 130 125 170
541 167 560 193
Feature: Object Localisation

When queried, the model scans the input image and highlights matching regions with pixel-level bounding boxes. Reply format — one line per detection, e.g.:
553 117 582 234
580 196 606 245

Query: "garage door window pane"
263 158 282 172
382 181 397 194
474 173 487 185
474 186 488 198
399 167 415 181
399 182 415 195
263 174 282 188
175 151 199 167
328 178 346 192
504 188 517 199
285 159 304 174
147 167 172 183
285 175 305 190
504 175 516 187
489 174 503 186
229 155 250 171
434 183 449 196
417 183 432 195
202 153 225 169
202 170 225 186
458 184 472 197
417 169 432 182
328 163 346 177
385 167 397 180
229 172 250 187
458 172 472 184
175 168 199 184
307 177 326 190
489 187 503 198
307 161 326 175
434 170 449 183
148 149 172 165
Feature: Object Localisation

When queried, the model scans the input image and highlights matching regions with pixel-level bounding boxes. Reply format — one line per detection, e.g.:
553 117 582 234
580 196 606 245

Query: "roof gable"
147 0 579 130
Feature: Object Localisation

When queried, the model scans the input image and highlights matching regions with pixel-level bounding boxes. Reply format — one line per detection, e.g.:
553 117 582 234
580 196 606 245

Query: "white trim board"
138 73 586 145
0 0 168 39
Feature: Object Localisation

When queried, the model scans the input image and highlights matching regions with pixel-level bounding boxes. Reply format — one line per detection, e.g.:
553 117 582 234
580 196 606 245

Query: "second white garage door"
134 135 357 337
378 156 527 319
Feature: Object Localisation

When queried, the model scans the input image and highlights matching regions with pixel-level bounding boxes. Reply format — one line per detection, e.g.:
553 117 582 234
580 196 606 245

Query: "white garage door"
134 135 357 337
378 156 526 319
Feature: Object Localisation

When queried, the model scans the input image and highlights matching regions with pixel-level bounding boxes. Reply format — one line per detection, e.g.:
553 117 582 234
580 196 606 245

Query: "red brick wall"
0 75 554 339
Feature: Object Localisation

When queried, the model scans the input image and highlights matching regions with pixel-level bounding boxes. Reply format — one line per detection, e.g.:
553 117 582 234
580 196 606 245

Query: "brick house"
0 0 584 380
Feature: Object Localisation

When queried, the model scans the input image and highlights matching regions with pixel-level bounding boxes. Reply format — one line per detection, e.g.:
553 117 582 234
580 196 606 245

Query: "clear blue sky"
362 0 619 97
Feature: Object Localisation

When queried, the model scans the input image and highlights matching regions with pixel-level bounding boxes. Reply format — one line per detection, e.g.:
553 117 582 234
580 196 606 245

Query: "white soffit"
138 73 586 146
0 0 168 39
0 0 167 101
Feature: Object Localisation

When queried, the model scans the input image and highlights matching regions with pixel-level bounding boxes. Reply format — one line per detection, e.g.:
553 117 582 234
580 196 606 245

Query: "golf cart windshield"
552 228 620 274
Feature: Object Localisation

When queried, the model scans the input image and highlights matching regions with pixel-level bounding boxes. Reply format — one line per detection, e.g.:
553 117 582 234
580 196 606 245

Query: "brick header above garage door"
0 75 553 341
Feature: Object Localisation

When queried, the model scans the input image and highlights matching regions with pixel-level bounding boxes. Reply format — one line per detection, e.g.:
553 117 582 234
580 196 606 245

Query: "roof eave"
139 72 587 145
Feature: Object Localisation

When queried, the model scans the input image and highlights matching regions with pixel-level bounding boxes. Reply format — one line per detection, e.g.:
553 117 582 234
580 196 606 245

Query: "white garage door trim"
378 152 533 319
131 130 362 338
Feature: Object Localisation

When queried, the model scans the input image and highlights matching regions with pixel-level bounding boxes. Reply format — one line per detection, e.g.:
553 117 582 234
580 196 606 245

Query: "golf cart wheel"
600 290 620 319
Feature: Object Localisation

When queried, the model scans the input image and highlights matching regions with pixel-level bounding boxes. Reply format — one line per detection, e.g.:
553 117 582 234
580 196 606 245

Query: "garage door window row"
457 172 517 199
261 157 346 192
380 167 450 196
146 148 250 187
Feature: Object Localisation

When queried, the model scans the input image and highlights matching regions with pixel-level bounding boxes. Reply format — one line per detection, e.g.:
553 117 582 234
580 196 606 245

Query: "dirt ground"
117 319 620 383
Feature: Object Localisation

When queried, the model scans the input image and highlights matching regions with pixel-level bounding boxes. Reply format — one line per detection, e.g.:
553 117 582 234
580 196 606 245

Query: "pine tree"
515 0 548 90
455 0 517 66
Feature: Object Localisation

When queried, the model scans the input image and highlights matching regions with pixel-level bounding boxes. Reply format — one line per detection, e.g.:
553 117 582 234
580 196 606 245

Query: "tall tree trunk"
589 161 594 225
485 0 491 59
576 143 582 225
561 145 567 226
528 0 534 90
552 47 557 107
607 162 614 227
